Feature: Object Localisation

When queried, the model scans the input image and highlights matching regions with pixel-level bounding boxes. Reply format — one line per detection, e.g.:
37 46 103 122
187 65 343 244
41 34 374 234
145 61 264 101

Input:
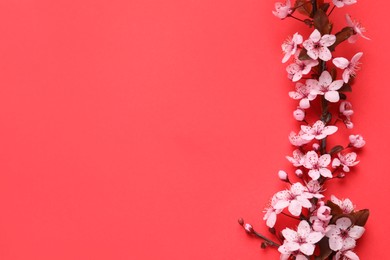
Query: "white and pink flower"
332 0 357 8
289 130 311 146
286 149 305 167
272 0 293 19
309 71 344 103
303 29 336 61
326 217 365 251
349 134 365 148
282 33 303 63
346 14 370 43
303 151 333 180
289 81 317 109
263 195 283 228
301 120 338 141
332 152 359 172
273 183 312 216
331 195 355 214
278 220 324 257
333 52 363 83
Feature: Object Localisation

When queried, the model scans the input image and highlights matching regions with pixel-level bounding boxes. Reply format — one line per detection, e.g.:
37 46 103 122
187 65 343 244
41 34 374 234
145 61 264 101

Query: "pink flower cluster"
240 1 370 259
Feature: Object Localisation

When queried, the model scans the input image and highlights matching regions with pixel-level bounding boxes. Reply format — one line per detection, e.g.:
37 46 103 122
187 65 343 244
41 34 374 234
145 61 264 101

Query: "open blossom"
331 195 355 214
301 120 338 141
289 130 311 146
286 149 305 167
289 81 317 109
334 249 360 260
305 180 324 199
303 151 332 180
332 0 357 8
309 71 344 103
349 134 366 148
282 33 303 63
303 29 336 61
272 0 293 19
287 56 319 82
263 194 283 228
332 152 359 172
346 14 370 43
274 183 312 216
278 220 324 257
333 52 363 83
326 217 365 251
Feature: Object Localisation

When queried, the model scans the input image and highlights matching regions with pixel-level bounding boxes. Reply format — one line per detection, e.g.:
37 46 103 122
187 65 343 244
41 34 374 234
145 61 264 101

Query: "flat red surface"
0 0 388 259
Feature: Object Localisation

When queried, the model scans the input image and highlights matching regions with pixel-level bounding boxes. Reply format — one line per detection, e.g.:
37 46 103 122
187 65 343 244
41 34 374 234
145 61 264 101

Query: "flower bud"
339 101 354 117
349 134 366 148
238 218 244 226
295 169 303 178
244 223 253 233
345 120 354 129
337 172 346 178
278 170 289 182
312 143 320 151
293 108 305 121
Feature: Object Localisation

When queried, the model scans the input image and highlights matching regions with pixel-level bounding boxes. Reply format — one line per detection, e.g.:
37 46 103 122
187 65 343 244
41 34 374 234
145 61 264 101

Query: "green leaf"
329 27 354 51
313 9 332 35
329 145 344 155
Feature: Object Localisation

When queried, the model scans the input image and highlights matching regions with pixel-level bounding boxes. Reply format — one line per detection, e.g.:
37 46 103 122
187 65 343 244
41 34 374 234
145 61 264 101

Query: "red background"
0 0 388 259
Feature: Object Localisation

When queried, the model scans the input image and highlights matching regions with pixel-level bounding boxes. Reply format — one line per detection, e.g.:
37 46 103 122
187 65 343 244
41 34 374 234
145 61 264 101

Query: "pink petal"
351 52 363 64
319 168 333 178
344 251 359 260
299 98 310 109
319 46 332 61
333 57 349 69
319 71 332 87
297 220 311 237
329 80 344 91
310 29 321 42
329 236 343 251
343 237 357 250
266 212 277 228
308 169 320 180
349 226 365 239
307 232 324 244
274 200 290 210
336 217 352 230
342 69 351 83
304 151 318 168
300 243 315 256
288 200 302 216
282 228 298 242
320 34 336 47
325 90 340 102
322 125 338 135
307 49 319 60
318 154 331 166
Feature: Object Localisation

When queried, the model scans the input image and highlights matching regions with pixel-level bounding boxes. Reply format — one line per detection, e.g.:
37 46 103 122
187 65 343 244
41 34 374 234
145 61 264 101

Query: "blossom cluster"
240 1 369 259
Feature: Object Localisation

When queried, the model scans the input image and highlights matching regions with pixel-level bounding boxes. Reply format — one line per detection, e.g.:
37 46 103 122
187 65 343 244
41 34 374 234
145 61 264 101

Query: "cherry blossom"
272 0 293 19
289 81 317 109
273 183 312 216
340 101 354 117
293 107 305 121
331 195 355 214
263 195 283 228
309 71 344 102
349 134 366 148
286 149 305 167
303 151 332 180
301 120 338 141
278 220 324 257
305 180 324 199
289 130 311 146
282 33 303 63
332 0 357 8
326 217 365 251
334 249 360 260
303 29 336 61
286 52 319 82
332 152 359 172
333 52 363 83
244 223 253 233
346 14 370 43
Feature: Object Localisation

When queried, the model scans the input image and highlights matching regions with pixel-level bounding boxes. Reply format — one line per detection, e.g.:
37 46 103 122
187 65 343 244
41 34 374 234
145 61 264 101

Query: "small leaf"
261 242 267 249
294 0 312 17
319 3 330 13
313 9 332 35
329 145 344 155
329 27 354 51
268 227 276 234
339 93 347 100
298 48 311 60
353 209 370 226
330 68 337 80
339 84 352 92
316 237 332 260
326 201 343 216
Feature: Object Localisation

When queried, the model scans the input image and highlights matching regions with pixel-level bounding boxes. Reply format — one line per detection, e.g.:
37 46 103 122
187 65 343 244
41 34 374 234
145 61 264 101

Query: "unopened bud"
337 172 346 178
238 218 244 226
278 170 289 182
349 134 366 148
261 242 268 249
244 223 253 233
293 108 305 121
312 143 320 151
345 120 354 129
295 169 303 178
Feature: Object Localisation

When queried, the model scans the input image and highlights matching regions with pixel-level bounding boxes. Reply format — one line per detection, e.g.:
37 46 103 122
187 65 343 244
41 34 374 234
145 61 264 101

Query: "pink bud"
349 134 366 148
345 119 354 129
312 143 320 151
295 169 303 178
317 205 332 221
337 172 346 178
244 223 253 233
339 101 354 117
293 108 305 121
278 170 289 182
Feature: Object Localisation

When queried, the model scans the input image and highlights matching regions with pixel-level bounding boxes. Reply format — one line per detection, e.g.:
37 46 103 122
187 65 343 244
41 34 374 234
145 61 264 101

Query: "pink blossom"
305 180 324 199
326 217 365 251
289 130 311 146
273 183 312 216
272 0 293 19
293 108 305 121
303 151 332 180
332 0 357 8
309 71 344 103
289 81 317 109
286 149 305 167
332 152 359 172
278 220 324 257
331 195 355 214
317 205 332 222
282 33 303 63
263 195 283 228
301 120 338 141
303 29 336 61
334 249 360 260
287 55 319 82
345 119 354 129
346 14 370 43
340 101 354 117
333 52 363 83
349 134 365 148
